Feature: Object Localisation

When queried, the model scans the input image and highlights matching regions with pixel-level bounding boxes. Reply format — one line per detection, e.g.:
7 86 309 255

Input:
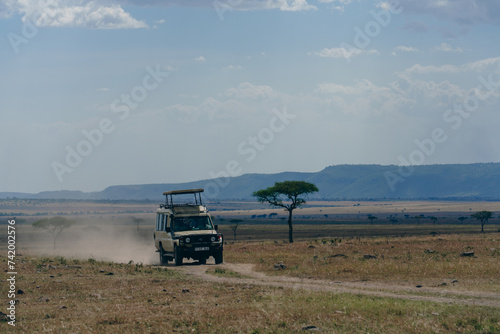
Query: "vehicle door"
164 215 175 252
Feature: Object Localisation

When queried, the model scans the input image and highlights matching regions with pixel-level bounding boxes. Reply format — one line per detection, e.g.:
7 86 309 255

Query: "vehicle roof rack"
163 189 204 196
162 189 205 211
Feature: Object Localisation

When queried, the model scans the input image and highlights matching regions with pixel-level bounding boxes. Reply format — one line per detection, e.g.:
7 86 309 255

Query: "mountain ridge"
2 163 500 201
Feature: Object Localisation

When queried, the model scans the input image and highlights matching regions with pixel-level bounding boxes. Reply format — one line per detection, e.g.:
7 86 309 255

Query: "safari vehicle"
154 189 223 266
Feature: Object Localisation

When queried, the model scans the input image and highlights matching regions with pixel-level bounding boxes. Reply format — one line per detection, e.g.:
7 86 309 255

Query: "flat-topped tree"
253 181 318 243
471 211 493 233
33 216 75 249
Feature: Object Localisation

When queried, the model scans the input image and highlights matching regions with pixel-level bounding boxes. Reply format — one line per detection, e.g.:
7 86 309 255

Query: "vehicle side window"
163 215 168 231
160 214 165 231
156 214 161 231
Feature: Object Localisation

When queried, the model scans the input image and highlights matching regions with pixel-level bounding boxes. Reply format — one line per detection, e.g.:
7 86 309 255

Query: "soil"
177 261 500 308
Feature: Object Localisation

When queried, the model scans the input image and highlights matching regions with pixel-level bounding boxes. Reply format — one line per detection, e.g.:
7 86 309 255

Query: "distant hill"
2 163 500 201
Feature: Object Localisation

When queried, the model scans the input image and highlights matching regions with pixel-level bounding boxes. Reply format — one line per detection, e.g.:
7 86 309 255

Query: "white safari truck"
154 189 223 266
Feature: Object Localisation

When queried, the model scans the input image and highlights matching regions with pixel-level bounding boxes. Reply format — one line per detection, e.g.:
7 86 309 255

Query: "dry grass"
224 233 500 293
2 254 500 333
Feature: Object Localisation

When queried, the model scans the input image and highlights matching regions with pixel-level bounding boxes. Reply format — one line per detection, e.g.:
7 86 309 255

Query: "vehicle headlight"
185 237 191 243
211 236 215 242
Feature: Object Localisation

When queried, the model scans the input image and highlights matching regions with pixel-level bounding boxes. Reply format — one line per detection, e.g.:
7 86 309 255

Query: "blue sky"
1 0 500 193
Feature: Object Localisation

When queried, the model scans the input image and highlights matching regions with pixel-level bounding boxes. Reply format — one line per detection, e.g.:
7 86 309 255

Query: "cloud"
401 57 500 77
311 47 378 60
3 0 148 29
195 56 206 62
316 79 414 117
224 65 243 71
392 45 418 56
402 64 461 75
120 0 316 12
225 82 279 100
317 0 352 11
394 46 418 53
398 0 500 26
433 43 465 53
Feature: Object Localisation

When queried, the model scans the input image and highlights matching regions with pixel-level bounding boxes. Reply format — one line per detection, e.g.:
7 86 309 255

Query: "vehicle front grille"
191 235 212 244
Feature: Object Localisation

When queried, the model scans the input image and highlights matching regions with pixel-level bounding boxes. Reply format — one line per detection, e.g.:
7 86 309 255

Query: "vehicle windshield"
173 216 213 232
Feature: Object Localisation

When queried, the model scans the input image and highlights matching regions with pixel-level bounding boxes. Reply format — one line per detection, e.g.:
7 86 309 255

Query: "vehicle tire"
214 250 223 264
174 245 183 266
159 245 167 266
199 257 207 265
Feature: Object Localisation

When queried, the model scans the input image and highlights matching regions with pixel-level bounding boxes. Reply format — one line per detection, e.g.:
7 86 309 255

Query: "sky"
1 0 500 193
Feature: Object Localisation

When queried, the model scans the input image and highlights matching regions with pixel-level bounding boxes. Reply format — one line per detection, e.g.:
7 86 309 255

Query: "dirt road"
177 262 500 308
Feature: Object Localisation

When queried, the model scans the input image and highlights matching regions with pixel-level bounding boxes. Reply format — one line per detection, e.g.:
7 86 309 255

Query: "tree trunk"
287 209 293 243
481 220 485 233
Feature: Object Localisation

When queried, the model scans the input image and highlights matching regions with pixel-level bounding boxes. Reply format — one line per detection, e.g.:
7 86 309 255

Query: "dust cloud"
17 218 159 265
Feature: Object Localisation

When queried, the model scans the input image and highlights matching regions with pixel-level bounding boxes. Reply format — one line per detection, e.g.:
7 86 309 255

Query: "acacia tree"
229 219 243 241
253 181 318 243
367 214 378 225
33 216 75 249
471 211 493 233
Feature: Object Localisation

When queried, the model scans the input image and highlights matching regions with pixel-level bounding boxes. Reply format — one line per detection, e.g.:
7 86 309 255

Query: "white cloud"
434 43 465 53
225 82 279 100
403 64 461 75
195 56 206 62
401 57 500 77
316 79 415 117
392 46 418 56
120 0 316 12
317 0 351 11
395 46 418 52
311 47 378 60
398 0 500 26
224 65 243 71
4 0 147 29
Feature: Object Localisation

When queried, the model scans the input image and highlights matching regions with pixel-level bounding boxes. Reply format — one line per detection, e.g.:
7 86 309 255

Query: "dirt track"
177 262 500 308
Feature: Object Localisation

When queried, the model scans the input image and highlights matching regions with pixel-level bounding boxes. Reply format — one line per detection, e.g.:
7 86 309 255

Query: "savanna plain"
1 199 500 333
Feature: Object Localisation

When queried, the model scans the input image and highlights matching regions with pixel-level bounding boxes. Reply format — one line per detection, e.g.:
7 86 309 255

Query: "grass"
224 233 500 293
2 254 499 333
206 267 249 279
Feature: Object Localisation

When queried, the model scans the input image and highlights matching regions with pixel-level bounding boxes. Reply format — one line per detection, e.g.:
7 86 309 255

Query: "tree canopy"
253 181 318 243
471 211 493 233
33 216 75 249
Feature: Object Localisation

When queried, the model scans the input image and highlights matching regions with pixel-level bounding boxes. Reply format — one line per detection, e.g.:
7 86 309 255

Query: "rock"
363 254 377 260
302 325 320 331
416 285 423 288
91 293 102 299
424 249 437 254
451 279 458 283
331 254 347 258
308 245 316 249
438 282 447 286
58 306 67 309
17 289 24 295
182 289 190 293
38 297 50 302
460 251 474 257
105 272 114 276
274 262 287 270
